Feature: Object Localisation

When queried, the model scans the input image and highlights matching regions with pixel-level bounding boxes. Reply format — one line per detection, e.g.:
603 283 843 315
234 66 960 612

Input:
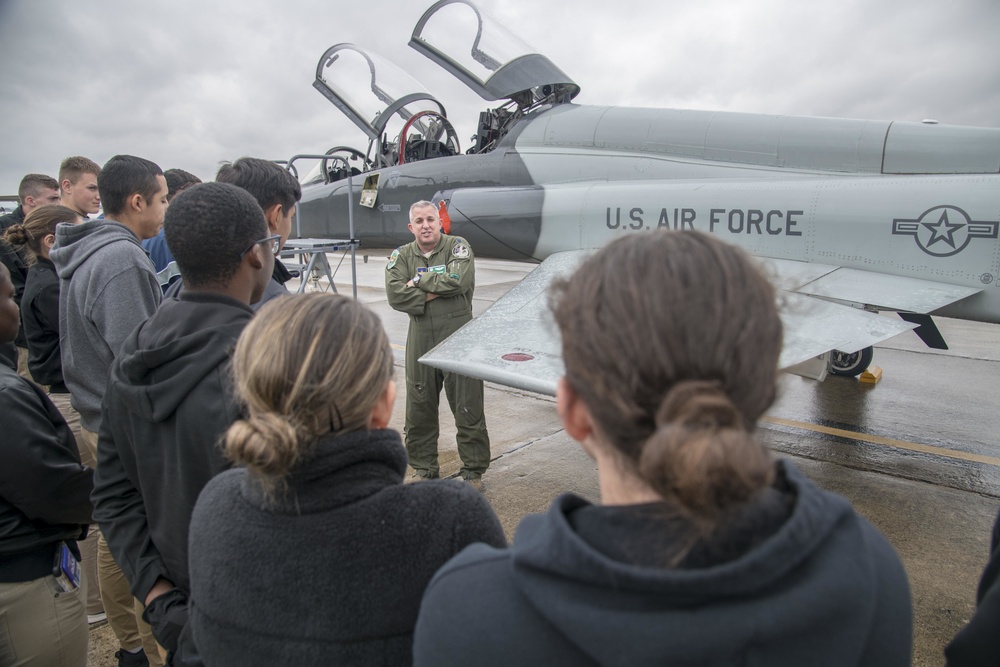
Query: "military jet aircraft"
294 0 1000 392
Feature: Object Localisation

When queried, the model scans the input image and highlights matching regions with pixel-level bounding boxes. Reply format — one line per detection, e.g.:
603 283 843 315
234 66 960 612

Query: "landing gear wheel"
829 346 874 377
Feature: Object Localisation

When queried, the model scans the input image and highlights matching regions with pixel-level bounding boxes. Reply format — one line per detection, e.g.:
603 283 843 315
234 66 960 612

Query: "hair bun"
225 412 302 478
655 380 743 432
2 224 30 247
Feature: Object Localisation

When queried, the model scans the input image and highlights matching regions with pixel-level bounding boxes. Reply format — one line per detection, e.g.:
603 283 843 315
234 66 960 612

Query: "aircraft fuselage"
298 103 1000 322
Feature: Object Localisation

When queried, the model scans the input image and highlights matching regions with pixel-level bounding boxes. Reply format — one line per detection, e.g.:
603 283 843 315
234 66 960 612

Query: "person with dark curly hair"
414 231 913 666
92 182 275 665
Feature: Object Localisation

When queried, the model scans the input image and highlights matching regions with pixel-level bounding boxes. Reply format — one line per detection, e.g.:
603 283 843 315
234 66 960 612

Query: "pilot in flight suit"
385 201 490 482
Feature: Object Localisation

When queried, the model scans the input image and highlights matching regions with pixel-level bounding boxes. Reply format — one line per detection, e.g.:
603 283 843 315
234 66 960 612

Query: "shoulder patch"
387 249 399 270
452 243 470 259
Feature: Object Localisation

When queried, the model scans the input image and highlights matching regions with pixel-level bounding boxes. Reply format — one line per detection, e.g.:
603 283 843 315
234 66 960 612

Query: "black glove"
142 587 189 656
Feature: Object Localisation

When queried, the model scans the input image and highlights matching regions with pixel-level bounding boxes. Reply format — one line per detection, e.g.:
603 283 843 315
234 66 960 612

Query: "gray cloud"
0 0 996 195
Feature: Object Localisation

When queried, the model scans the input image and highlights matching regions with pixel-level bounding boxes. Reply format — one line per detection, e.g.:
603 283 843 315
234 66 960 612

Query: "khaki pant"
0 574 88 667
15 345 32 381
79 427 163 667
48 392 102 617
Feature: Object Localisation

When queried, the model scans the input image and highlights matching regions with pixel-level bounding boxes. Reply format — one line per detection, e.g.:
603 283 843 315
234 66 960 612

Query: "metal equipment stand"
282 153 360 299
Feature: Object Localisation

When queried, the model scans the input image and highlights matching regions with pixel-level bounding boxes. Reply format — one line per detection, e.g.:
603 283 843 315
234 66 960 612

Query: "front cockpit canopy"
409 0 579 105
312 43 460 173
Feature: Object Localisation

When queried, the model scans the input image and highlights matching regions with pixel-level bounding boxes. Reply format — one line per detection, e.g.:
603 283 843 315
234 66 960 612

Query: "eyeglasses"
240 234 282 259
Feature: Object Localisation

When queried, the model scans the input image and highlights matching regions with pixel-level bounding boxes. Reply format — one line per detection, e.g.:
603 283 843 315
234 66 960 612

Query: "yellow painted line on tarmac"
763 416 1000 467
391 343 406 351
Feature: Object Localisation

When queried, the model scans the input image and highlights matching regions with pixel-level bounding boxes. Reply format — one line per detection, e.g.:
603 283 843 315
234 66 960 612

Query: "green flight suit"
385 234 490 479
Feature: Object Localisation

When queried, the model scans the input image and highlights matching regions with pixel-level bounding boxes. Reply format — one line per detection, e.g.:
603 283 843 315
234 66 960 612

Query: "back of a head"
98 155 162 217
551 231 783 520
3 205 80 261
225 294 394 486
164 182 266 288
58 156 101 186
163 169 202 201
18 174 60 203
215 157 301 212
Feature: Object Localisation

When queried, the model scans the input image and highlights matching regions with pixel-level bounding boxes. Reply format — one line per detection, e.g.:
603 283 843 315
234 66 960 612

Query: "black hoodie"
92 292 252 601
414 460 912 667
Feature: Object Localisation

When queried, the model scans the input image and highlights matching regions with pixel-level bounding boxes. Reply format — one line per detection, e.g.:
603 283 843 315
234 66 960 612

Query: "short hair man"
0 173 62 231
93 182 275 663
50 154 167 667
59 156 102 218
385 200 491 487
142 168 202 273
215 157 301 309
0 173 62 365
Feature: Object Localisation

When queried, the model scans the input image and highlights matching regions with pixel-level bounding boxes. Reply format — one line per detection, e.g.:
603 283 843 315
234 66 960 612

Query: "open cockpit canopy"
313 43 447 143
410 0 578 105
307 0 579 183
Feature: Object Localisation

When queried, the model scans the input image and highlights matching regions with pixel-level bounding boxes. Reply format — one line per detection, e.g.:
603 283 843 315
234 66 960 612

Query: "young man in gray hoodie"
50 154 167 667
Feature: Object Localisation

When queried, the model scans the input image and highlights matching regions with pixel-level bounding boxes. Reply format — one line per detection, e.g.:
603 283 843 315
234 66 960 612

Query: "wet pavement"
88 249 1000 665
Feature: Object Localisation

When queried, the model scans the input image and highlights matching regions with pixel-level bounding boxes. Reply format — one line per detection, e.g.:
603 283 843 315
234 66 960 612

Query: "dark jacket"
945 506 1000 666
0 342 15 370
167 260 292 307
50 218 161 431
250 258 292 311
21 256 66 390
0 364 92 580
92 292 251 602
0 205 25 231
414 460 912 667
0 207 29 347
188 428 506 667
142 230 174 273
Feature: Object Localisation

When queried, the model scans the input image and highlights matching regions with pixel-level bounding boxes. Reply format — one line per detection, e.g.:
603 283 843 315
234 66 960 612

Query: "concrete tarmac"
86 248 1000 666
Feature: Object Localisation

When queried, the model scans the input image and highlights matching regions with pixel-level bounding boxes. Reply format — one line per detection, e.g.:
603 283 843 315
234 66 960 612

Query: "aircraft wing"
761 258 982 316
421 251 583 396
420 251 982 395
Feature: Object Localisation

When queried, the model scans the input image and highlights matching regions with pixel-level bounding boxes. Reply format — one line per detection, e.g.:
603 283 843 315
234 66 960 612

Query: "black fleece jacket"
21 257 66 390
0 364 91 571
189 428 507 667
92 292 252 601
945 506 1000 666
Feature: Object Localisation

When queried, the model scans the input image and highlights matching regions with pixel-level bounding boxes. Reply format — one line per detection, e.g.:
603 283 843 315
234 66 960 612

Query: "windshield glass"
315 44 440 139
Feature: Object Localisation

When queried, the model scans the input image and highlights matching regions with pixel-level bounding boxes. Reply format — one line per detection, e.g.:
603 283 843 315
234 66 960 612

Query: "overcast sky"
0 0 997 197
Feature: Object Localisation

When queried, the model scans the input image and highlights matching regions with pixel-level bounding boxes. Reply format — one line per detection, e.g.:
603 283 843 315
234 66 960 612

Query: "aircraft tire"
829 346 874 377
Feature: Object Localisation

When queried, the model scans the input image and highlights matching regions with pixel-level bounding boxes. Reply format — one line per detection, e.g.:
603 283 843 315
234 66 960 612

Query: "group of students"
1 152 997 667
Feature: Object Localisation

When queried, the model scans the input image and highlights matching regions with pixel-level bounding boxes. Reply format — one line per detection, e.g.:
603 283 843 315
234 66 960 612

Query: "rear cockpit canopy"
409 0 579 106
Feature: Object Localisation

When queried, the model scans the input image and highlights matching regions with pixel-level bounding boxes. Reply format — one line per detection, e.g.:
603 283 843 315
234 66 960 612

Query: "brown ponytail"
2 205 80 263
552 231 782 521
